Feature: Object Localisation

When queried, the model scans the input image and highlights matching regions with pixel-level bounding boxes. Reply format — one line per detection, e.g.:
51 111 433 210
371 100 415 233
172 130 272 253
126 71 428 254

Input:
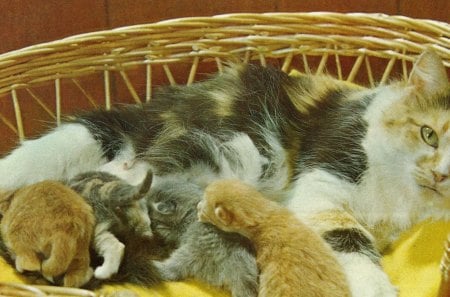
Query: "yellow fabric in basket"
1 220 448 296
382 220 449 297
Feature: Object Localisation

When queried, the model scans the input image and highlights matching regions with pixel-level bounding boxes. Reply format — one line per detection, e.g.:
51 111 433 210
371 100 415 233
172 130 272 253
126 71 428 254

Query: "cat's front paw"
94 265 117 280
152 260 181 281
339 253 397 297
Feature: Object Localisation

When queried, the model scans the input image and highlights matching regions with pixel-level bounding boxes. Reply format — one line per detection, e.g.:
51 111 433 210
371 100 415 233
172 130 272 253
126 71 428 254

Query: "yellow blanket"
1 220 448 297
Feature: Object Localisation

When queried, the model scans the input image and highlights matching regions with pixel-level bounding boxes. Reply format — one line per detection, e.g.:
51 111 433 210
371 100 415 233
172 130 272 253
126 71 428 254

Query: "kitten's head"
198 179 267 236
381 50 450 208
147 177 202 244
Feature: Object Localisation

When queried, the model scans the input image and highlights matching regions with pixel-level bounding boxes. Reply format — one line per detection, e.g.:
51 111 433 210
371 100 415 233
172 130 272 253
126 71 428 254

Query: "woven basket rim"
1 11 449 57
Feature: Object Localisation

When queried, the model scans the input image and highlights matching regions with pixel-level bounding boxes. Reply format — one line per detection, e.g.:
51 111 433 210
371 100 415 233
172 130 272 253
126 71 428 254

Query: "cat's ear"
408 50 448 97
214 205 233 226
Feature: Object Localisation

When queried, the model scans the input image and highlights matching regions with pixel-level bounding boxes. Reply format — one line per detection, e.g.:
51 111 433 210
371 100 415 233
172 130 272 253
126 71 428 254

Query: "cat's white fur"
0 124 105 190
93 222 125 279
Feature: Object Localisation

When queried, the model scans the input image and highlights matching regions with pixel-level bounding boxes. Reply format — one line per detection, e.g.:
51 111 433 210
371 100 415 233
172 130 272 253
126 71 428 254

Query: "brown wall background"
0 0 449 54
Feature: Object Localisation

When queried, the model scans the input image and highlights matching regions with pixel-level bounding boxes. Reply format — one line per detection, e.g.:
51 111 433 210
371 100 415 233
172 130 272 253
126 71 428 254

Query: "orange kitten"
198 179 351 297
0 181 95 287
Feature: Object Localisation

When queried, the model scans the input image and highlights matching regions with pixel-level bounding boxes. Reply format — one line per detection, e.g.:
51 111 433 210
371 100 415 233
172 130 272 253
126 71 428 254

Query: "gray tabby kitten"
147 176 258 297
68 170 153 280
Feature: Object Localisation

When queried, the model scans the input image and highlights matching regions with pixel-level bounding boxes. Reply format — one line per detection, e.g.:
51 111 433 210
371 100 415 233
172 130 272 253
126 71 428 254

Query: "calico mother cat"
0 50 448 296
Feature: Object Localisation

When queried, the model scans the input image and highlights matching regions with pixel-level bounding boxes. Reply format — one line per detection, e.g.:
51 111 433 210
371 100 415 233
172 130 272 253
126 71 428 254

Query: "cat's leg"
12 249 41 273
0 123 105 190
152 247 187 281
41 234 79 280
287 169 397 297
93 226 125 279
63 256 94 287
63 238 93 287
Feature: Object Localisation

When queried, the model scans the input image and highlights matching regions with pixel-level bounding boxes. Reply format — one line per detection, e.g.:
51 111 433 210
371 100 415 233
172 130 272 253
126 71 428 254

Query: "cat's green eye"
420 125 439 148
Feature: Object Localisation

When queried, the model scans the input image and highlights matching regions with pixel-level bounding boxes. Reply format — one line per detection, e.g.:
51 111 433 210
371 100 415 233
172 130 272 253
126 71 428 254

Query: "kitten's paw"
339 253 398 297
15 254 41 273
94 265 117 280
152 260 181 281
64 267 93 288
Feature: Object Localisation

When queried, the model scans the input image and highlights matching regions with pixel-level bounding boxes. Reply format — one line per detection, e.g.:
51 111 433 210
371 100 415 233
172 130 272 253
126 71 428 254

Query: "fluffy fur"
199 179 351 297
68 170 153 280
148 176 258 297
0 50 448 296
0 181 94 287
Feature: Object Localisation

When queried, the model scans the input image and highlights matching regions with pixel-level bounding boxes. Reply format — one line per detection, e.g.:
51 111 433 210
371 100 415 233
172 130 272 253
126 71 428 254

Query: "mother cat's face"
412 109 450 205
376 51 450 209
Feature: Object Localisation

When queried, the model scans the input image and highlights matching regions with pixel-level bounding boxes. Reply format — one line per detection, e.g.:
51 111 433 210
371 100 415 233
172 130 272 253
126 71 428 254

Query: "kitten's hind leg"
13 249 41 273
0 123 105 190
93 228 125 280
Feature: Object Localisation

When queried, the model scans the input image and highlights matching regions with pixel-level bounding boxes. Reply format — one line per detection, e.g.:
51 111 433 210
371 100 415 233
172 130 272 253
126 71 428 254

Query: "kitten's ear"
214 205 233 226
408 50 448 97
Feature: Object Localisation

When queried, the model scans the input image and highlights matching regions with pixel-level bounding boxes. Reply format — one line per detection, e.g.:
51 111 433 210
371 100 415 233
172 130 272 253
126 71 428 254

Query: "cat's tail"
112 170 153 207
132 170 153 200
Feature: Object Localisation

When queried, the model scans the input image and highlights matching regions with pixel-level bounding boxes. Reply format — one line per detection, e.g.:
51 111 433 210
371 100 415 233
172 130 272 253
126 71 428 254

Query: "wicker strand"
55 78 61 125
26 88 57 119
71 79 99 108
104 69 111 110
347 54 365 83
163 64 176 86
365 56 375 87
145 63 152 102
380 56 397 85
119 70 141 103
11 88 24 141
187 56 199 85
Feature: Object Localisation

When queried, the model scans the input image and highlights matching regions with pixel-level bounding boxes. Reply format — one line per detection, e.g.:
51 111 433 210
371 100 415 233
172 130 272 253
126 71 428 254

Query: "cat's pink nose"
433 171 448 183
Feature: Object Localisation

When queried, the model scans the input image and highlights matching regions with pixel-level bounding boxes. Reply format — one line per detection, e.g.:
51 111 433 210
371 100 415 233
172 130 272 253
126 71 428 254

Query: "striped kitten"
0 50 448 296
68 170 153 280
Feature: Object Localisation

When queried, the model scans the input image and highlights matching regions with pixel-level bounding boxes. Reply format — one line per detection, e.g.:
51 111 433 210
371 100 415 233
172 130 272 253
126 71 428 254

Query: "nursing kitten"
0 181 94 287
0 50 448 297
68 170 153 280
199 179 351 297
148 176 258 297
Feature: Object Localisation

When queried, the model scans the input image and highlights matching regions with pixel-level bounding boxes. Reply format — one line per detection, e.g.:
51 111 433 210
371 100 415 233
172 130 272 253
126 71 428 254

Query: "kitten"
199 179 351 297
0 181 94 287
148 176 259 297
68 170 153 280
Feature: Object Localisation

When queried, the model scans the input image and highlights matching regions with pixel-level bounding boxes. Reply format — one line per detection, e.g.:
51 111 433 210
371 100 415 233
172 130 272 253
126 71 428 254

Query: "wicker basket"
0 11 449 297
439 237 450 297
